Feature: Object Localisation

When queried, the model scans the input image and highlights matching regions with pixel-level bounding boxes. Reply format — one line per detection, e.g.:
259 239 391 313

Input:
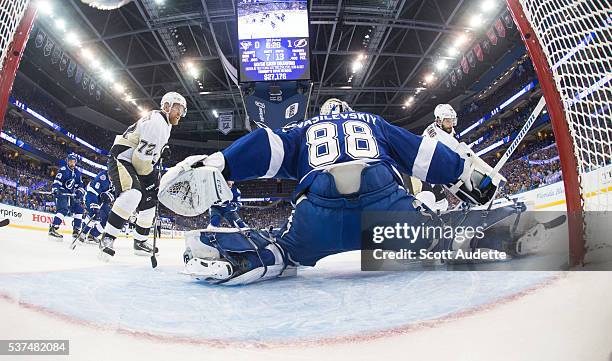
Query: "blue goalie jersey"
221 111 466 196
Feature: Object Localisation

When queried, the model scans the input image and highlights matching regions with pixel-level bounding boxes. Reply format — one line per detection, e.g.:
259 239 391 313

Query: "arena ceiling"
27 0 517 142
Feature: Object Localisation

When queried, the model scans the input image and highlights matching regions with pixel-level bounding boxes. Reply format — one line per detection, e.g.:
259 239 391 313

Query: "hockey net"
0 0 29 72
0 0 34 130
508 0 612 266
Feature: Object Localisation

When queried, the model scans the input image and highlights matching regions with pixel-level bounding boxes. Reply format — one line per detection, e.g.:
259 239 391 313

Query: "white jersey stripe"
263 128 284 178
412 137 438 181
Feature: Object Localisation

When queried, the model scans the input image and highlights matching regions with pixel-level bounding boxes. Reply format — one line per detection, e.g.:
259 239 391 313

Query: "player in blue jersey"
161 99 504 285
208 182 247 228
78 170 115 244
48 153 86 242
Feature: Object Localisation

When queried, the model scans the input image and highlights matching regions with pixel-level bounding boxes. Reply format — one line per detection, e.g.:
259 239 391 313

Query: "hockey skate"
48 225 63 242
98 234 116 261
133 240 159 256
85 233 99 245
512 223 550 256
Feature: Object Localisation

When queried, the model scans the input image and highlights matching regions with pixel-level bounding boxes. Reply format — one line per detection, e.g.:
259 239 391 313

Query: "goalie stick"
0 219 9 228
479 96 547 190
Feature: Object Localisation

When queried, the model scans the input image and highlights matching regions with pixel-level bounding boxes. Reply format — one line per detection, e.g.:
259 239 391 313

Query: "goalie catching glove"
157 153 233 216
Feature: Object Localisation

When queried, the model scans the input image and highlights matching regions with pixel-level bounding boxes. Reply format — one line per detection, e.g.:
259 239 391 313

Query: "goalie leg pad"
184 228 289 285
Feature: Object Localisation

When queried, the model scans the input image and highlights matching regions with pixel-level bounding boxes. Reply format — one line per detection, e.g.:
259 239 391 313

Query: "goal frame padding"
507 0 585 266
0 4 37 131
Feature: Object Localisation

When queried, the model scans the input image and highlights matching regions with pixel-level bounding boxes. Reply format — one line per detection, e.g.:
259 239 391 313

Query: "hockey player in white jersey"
413 104 469 212
99 92 186 258
159 98 516 285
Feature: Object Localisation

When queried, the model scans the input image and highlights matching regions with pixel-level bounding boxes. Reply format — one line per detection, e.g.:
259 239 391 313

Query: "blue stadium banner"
243 81 310 129
218 112 234 135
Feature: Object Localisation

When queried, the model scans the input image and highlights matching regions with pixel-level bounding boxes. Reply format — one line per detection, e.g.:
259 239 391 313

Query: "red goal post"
507 0 611 266
0 0 37 131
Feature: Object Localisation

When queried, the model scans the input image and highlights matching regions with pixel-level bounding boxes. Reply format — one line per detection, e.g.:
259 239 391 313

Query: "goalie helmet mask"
161 92 187 117
320 98 353 116
434 104 457 133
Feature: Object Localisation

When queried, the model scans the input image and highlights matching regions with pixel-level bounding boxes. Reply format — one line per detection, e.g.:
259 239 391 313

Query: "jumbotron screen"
237 0 311 82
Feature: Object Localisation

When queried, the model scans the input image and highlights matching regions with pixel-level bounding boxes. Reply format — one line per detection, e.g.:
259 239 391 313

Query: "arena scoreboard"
237 0 311 82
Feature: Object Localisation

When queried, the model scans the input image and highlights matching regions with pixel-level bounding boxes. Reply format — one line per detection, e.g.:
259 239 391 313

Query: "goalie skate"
183 258 234 282
513 223 551 256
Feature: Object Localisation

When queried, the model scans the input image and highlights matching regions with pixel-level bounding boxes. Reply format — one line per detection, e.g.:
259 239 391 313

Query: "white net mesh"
0 0 30 72
518 0 612 259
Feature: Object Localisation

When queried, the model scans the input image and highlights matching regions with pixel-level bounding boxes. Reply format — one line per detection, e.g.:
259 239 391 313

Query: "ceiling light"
188 68 200 79
81 48 94 60
455 34 468 47
481 0 496 12
101 70 114 82
351 60 363 73
447 47 458 56
424 73 436 83
66 32 81 46
113 83 125 93
55 18 65 31
90 59 101 69
199 91 211 95
37 1 53 15
212 109 219 118
435 60 448 71
470 14 483 28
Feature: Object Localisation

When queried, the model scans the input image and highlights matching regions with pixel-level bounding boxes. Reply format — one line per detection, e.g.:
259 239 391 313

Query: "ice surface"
1 226 611 361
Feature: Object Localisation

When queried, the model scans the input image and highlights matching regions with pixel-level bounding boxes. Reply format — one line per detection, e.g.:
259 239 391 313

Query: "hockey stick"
0 219 9 228
150 146 169 268
479 96 547 190
70 213 97 250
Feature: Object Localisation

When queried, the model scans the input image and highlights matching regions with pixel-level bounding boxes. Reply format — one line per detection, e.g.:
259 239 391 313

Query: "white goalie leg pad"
184 230 221 259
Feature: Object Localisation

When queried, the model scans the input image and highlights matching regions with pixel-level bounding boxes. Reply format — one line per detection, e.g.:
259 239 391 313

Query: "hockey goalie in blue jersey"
78 170 115 245
159 98 510 285
48 153 86 242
